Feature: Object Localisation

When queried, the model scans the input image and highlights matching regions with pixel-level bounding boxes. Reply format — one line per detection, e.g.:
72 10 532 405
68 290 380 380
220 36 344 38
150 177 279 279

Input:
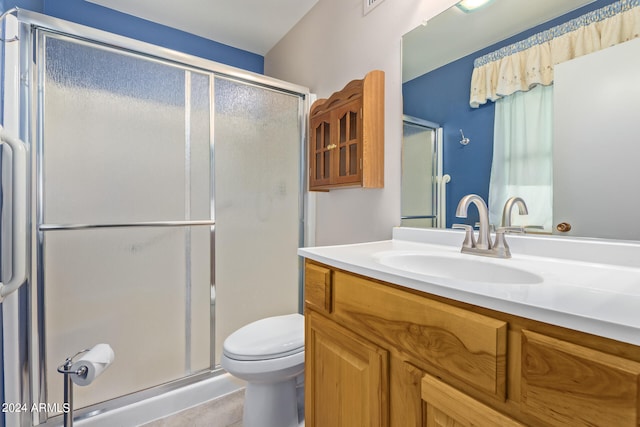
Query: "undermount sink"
374 252 543 285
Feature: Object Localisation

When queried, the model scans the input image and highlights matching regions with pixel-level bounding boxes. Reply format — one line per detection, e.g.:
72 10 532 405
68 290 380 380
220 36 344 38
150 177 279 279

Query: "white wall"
265 0 457 245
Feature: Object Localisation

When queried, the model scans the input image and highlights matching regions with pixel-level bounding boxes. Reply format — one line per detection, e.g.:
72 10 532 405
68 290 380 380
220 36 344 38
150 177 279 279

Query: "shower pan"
0 10 309 426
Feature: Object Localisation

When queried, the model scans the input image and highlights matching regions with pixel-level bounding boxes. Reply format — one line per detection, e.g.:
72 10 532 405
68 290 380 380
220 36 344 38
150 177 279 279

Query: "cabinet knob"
327 144 337 150
556 222 572 232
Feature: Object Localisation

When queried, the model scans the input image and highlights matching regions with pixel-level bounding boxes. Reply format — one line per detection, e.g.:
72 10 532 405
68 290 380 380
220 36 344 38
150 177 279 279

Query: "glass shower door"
36 31 213 415
401 119 438 228
213 77 303 364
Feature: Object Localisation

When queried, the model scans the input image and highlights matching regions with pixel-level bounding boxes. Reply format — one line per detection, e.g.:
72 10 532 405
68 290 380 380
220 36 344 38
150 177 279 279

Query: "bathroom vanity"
299 228 640 427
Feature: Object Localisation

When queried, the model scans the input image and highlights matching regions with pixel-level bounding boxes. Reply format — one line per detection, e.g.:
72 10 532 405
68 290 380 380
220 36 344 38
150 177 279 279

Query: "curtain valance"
469 0 640 108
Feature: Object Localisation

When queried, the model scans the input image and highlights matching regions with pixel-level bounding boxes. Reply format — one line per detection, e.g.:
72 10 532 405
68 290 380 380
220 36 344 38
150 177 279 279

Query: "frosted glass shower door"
214 77 303 363
36 32 213 413
401 119 438 228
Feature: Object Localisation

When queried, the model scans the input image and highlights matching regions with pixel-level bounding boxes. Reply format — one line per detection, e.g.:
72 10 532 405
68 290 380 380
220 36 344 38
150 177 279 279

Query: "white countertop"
298 227 640 346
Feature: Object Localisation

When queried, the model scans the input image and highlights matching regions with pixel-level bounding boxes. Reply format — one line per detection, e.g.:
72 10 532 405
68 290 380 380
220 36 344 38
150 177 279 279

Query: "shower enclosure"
1 10 308 426
400 115 446 229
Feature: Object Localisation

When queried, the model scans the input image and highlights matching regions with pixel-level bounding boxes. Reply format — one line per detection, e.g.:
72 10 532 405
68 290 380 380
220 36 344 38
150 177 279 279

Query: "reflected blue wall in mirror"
403 0 618 228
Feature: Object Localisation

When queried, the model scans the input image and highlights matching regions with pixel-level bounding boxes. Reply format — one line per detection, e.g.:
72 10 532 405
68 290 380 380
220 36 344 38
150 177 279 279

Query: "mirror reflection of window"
488 85 553 232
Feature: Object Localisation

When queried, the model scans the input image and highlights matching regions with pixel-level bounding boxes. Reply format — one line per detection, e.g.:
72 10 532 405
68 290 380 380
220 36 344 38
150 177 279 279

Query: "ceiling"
87 0 320 55
87 0 598 70
402 0 596 82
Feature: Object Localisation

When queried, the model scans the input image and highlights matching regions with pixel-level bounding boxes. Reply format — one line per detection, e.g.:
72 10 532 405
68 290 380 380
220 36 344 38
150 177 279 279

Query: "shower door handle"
0 128 28 302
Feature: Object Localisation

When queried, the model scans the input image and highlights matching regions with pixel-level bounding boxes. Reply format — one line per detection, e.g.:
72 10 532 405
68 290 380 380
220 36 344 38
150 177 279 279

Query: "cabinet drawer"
304 262 333 313
521 330 640 427
422 373 525 427
333 271 507 400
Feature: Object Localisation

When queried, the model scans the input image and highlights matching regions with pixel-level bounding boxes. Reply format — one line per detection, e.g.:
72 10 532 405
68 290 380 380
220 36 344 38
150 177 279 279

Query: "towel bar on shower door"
39 220 216 231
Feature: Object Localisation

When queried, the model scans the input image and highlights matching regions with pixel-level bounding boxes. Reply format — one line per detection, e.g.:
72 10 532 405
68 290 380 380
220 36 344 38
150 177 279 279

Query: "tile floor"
142 384 304 427
141 388 244 427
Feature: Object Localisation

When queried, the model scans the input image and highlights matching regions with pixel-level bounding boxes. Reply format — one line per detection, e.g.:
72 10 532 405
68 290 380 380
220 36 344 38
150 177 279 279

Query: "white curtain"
488 84 553 231
469 0 639 108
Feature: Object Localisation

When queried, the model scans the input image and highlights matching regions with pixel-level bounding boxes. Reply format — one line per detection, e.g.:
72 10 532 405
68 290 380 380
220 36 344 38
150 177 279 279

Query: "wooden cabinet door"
422 374 525 427
309 112 333 189
521 330 640 427
305 310 389 427
333 99 363 186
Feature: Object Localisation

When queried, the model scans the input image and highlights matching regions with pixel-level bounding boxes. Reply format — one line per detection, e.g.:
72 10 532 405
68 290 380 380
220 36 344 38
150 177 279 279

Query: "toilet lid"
223 313 304 361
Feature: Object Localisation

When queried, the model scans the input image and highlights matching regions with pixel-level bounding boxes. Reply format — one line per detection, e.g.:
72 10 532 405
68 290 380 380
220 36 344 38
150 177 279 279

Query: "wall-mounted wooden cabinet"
303 259 640 427
309 70 384 191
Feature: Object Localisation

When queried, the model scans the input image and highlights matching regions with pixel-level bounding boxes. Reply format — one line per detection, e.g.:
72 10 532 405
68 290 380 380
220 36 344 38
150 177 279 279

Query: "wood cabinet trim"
390 358 427 426
422 373 526 427
310 82 363 117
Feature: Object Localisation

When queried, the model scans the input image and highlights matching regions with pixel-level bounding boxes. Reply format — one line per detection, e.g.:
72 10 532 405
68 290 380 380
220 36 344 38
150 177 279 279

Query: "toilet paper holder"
57 344 115 427
58 348 91 377
57 348 90 427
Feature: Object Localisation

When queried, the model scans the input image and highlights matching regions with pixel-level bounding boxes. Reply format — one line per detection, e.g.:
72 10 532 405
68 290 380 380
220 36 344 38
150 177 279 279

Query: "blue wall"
403 0 619 227
1 0 264 73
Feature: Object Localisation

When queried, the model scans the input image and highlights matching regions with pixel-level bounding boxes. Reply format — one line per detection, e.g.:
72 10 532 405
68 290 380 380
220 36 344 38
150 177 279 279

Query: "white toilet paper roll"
70 343 115 386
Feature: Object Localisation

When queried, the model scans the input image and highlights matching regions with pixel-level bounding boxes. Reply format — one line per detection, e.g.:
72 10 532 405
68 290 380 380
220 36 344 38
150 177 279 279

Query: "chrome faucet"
501 196 528 227
455 194 491 250
501 196 544 234
454 194 524 258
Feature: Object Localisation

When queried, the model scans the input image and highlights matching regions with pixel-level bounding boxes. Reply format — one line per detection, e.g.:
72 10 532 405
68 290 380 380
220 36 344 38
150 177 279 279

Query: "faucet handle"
492 226 519 258
453 224 476 249
523 225 544 233
497 226 525 234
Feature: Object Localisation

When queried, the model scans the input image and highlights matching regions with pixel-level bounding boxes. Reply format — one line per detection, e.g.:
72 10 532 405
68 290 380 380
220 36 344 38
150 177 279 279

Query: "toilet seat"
223 313 304 361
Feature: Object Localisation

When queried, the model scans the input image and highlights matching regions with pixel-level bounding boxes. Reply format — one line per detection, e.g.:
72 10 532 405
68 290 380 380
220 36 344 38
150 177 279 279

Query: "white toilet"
221 313 305 427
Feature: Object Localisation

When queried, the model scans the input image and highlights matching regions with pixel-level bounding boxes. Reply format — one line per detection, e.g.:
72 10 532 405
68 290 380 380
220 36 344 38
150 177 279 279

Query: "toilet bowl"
221 313 304 427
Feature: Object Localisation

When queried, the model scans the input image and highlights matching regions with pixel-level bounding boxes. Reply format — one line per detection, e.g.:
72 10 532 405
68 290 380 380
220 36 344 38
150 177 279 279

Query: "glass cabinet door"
309 113 333 188
334 100 362 185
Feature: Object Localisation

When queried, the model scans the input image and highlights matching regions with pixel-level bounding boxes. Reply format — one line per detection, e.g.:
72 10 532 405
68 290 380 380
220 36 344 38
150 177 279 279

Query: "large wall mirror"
402 0 640 241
